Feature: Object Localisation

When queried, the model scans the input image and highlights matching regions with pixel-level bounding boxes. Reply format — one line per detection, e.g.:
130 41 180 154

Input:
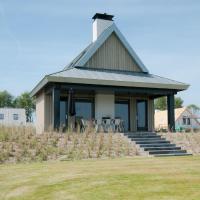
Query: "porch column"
52 87 60 130
167 94 175 132
67 88 76 131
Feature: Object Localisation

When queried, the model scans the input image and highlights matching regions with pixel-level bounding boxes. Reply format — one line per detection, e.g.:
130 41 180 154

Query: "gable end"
84 33 142 72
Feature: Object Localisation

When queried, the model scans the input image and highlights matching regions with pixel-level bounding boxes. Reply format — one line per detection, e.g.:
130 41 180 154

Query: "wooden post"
167 94 175 132
53 87 60 130
68 88 75 131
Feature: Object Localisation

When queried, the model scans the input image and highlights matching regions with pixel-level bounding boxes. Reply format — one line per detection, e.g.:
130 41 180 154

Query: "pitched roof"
31 22 189 97
64 23 149 73
30 67 189 97
154 107 200 128
64 43 92 69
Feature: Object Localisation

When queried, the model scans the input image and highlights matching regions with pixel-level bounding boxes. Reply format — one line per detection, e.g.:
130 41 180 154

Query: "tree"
154 97 167 110
187 104 200 114
175 97 183 109
155 96 184 110
0 90 14 107
15 92 35 122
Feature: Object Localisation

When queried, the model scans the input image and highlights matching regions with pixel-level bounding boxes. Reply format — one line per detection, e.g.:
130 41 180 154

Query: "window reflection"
137 100 147 130
75 100 93 120
60 100 68 127
115 100 129 131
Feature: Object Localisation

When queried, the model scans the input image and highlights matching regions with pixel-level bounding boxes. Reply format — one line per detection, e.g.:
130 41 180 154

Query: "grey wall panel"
85 33 142 72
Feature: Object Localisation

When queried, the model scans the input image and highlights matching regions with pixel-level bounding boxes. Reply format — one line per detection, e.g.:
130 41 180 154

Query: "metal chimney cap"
92 13 114 21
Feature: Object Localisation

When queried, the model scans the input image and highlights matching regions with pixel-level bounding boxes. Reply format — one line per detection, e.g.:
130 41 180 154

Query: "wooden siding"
45 93 53 131
85 33 142 72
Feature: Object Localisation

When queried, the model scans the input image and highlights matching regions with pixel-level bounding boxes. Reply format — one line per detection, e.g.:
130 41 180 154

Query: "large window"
75 99 94 120
183 117 191 125
13 114 19 120
136 100 148 131
59 98 94 127
0 113 4 120
60 100 68 127
115 100 130 131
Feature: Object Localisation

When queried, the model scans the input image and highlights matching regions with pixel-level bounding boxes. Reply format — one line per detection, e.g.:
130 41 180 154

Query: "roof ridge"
47 66 74 77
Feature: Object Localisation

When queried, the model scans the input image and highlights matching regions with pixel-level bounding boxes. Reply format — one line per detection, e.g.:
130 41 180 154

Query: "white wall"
0 108 26 125
93 19 113 42
95 93 115 119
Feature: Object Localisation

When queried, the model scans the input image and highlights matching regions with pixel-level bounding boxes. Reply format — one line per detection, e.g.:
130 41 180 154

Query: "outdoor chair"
94 119 103 132
114 118 121 132
102 117 112 132
80 119 89 132
120 119 125 132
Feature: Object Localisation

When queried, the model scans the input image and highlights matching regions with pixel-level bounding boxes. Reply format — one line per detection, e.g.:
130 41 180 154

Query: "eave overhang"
30 69 189 97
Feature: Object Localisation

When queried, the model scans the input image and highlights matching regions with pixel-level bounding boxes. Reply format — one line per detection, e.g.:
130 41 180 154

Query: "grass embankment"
0 156 200 200
0 126 137 163
160 132 200 155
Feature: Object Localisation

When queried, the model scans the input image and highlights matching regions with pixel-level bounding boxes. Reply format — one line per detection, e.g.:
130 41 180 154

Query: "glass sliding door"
115 100 130 131
60 100 68 127
75 99 94 120
136 100 148 131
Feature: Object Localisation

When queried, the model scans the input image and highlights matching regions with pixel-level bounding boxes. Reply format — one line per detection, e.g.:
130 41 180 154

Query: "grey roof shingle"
51 67 189 89
30 67 189 97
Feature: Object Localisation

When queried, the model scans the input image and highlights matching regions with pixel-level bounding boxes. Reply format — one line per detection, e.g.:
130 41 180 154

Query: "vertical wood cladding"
85 33 142 72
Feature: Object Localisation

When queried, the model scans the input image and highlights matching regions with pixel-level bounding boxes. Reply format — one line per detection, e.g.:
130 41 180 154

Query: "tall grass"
160 132 200 155
0 125 137 164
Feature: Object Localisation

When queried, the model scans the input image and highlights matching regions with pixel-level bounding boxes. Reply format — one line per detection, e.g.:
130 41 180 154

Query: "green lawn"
0 156 200 200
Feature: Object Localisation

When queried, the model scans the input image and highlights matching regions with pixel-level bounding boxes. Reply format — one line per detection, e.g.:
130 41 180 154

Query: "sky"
0 0 200 106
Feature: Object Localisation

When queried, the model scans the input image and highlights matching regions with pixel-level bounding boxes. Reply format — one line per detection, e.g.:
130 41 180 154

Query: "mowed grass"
0 156 200 200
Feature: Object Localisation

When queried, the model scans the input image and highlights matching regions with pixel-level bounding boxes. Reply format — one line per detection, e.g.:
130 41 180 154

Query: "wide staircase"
125 132 192 157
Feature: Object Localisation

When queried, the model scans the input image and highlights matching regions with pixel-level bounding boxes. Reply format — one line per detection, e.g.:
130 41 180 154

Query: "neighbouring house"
0 108 26 126
155 107 200 131
31 13 189 134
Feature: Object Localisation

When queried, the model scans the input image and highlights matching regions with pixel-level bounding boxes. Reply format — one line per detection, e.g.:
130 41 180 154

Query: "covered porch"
41 83 176 133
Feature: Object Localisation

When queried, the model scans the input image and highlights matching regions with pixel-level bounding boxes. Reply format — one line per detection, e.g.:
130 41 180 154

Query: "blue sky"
0 0 199 106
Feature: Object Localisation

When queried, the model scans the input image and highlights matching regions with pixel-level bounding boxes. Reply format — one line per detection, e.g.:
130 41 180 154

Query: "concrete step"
128 135 161 139
135 140 170 144
124 132 192 157
131 137 163 141
149 149 187 155
140 143 176 148
126 133 157 137
143 146 181 151
154 153 192 157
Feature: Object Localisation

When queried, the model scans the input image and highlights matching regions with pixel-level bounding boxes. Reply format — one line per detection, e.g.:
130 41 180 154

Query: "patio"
42 83 177 133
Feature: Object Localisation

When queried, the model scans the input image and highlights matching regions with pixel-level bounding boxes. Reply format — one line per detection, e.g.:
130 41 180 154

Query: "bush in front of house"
0 126 137 164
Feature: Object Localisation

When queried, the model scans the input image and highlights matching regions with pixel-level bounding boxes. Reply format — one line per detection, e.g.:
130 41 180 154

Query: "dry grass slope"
160 132 200 155
0 126 137 163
